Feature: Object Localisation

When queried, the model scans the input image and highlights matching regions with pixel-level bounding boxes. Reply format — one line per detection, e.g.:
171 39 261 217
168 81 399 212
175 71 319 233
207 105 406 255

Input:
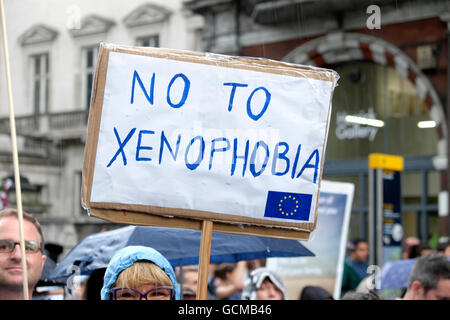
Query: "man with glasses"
0 208 46 299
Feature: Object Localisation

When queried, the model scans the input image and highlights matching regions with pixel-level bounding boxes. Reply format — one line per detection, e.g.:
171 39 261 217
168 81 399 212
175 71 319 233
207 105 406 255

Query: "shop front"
283 32 446 245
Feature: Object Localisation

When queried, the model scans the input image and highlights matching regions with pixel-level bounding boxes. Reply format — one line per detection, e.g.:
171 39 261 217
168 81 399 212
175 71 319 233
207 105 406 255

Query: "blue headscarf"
101 246 180 300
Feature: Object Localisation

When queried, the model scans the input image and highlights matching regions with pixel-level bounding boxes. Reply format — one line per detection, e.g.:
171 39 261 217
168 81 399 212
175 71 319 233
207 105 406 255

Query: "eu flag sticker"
264 191 312 221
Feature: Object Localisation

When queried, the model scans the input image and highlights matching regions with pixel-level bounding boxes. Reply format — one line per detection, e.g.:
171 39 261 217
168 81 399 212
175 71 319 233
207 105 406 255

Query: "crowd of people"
0 208 449 300
340 237 450 300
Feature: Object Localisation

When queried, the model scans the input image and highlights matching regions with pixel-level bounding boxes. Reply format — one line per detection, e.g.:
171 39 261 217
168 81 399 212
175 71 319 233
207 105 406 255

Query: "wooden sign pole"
0 0 29 300
196 220 213 300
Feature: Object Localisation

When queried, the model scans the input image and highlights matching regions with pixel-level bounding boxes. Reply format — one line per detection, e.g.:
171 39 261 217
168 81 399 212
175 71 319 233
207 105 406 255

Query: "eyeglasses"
111 286 174 300
0 240 42 254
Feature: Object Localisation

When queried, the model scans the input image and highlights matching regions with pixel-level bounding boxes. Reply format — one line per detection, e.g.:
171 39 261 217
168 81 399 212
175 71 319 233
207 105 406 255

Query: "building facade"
0 0 448 266
185 0 450 245
0 0 204 257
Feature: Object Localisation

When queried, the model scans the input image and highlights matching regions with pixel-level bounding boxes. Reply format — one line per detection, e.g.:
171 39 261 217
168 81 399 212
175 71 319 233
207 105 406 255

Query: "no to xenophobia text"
105 70 321 183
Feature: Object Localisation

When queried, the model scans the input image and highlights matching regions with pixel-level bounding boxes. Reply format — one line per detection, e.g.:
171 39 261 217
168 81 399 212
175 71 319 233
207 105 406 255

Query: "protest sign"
267 180 354 299
82 43 338 237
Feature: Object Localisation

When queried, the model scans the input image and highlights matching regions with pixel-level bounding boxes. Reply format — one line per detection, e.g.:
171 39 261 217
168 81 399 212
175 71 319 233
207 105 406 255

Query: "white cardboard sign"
83 44 338 232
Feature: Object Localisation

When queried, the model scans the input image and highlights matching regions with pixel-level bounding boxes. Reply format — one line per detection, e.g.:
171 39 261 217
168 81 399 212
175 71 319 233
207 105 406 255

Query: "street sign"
369 153 404 266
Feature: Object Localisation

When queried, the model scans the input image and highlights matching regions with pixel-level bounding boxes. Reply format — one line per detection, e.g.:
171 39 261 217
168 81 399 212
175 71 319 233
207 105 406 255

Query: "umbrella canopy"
380 256 450 290
380 258 417 290
49 225 314 283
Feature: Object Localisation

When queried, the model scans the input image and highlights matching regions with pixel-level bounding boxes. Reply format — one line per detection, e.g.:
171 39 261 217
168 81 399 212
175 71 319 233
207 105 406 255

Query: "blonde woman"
101 246 180 300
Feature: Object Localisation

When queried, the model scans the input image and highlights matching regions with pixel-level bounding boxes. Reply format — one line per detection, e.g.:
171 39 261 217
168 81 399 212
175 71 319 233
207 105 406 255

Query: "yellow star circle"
278 195 299 216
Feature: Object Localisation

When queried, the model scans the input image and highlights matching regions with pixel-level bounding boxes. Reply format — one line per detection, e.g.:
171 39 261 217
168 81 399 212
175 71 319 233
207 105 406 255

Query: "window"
323 62 440 241
136 35 159 47
82 46 99 109
328 62 437 161
32 53 49 115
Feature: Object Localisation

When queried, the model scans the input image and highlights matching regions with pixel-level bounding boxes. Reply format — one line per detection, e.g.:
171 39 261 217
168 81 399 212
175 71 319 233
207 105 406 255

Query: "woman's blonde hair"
113 261 173 289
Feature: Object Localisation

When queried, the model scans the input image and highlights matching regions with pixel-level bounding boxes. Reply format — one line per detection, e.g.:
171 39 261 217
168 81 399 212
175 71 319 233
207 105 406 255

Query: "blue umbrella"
380 256 450 290
380 258 417 290
48 225 314 283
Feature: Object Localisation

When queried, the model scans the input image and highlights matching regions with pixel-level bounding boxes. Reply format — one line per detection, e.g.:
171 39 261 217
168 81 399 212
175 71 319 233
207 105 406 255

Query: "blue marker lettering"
130 70 155 105
271 142 290 176
136 130 155 162
246 87 271 121
231 138 249 177
249 141 269 177
159 130 181 164
106 127 136 167
291 144 302 179
296 149 320 183
167 73 190 108
223 82 248 112
209 137 230 170
185 136 205 170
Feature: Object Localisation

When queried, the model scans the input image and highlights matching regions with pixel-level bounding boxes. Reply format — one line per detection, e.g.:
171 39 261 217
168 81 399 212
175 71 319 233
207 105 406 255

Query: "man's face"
444 246 450 258
423 279 450 300
410 279 450 300
256 278 283 300
351 242 369 263
183 270 198 294
0 217 46 291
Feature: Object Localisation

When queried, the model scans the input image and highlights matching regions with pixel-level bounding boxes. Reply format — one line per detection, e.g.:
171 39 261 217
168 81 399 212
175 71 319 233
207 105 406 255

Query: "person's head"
256 277 283 300
101 246 180 300
246 259 266 273
213 263 236 281
241 267 286 300
408 244 421 259
0 208 46 299
299 285 333 300
402 237 420 259
409 242 433 259
182 267 198 295
181 285 196 300
445 246 450 259
83 268 106 300
436 241 450 258
444 245 450 258
418 243 432 257
340 290 381 300
350 239 369 263
404 254 450 300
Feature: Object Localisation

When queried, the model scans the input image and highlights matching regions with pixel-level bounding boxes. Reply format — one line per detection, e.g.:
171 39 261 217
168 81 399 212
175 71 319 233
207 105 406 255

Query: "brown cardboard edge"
89 207 311 241
105 43 335 82
81 44 110 209
89 201 315 232
312 72 337 230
